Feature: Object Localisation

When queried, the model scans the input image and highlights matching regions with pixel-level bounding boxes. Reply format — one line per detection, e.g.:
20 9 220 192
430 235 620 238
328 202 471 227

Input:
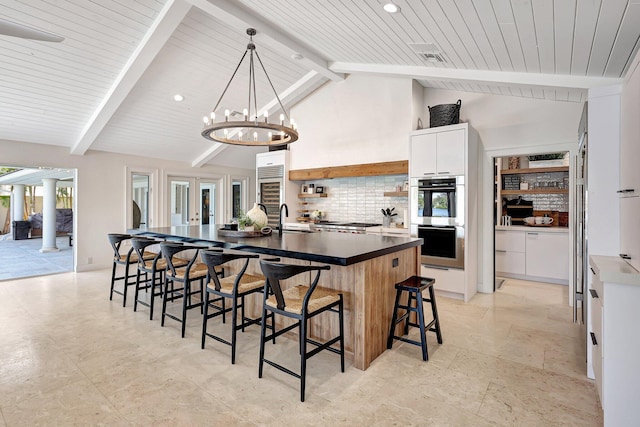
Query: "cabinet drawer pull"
527 232 538 235
589 289 598 299
495 249 507 253
616 189 635 193
423 173 435 176
438 171 450 175
620 253 631 260
590 267 596 275
590 332 598 346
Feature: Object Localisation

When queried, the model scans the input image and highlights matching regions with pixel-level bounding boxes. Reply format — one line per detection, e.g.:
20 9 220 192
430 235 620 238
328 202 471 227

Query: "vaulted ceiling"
1 0 638 169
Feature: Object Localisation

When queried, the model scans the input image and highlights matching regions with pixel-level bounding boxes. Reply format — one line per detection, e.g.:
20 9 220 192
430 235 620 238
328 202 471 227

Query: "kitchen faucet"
278 203 288 236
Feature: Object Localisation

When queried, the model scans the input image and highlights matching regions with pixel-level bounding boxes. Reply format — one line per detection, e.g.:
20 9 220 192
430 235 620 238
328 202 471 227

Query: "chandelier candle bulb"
280 114 284 125
238 131 243 140
253 132 257 141
268 131 272 140
243 109 248 120
264 111 268 122
210 112 215 121
225 109 230 121
203 116 209 125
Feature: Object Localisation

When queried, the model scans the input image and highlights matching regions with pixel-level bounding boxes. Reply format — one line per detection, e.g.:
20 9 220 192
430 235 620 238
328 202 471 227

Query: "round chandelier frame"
201 28 298 146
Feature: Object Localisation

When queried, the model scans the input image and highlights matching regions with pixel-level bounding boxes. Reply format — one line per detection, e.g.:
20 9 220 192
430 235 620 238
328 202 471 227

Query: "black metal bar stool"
108 233 155 307
258 260 345 402
131 237 187 320
200 250 274 364
387 276 443 361
160 242 211 338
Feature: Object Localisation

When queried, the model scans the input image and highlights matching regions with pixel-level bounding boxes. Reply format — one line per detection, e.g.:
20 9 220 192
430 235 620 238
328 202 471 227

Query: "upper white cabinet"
620 196 640 272
620 66 640 197
410 128 465 177
256 150 288 168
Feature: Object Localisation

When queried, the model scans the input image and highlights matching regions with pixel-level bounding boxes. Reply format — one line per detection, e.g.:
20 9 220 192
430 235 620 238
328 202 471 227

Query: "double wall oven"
410 176 465 269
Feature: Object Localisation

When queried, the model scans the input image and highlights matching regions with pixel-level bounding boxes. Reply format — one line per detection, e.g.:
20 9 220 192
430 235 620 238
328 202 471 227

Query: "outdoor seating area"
0 235 73 280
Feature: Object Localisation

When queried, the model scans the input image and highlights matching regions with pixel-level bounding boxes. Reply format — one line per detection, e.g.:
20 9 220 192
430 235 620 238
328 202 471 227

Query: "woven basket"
428 99 461 127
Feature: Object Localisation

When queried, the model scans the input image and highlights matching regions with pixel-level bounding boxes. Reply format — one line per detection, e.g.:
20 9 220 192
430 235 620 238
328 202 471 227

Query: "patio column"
40 178 59 253
12 184 25 222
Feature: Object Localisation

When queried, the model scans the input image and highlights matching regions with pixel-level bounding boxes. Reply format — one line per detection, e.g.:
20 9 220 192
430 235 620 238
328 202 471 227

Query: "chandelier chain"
254 50 290 121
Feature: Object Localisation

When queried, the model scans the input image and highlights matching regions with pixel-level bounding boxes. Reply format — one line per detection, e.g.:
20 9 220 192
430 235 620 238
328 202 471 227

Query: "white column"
40 178 59 253
12 184 25 221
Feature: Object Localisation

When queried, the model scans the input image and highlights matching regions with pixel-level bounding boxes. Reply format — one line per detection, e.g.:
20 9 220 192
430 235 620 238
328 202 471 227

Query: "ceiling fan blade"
0 17 64 42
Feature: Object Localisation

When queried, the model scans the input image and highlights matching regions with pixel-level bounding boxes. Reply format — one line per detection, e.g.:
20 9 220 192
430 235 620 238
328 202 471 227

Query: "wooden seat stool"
387 276 443 361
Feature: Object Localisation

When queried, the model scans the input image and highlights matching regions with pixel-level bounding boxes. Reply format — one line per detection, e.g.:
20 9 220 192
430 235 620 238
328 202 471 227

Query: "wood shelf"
297 193 328 198
289 160 408 180
501 189 569 195
501 166 569 175
383 191 408 197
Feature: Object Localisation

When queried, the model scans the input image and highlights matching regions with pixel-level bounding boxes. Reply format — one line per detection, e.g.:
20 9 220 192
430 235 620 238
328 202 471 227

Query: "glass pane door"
200 182 216 225
170 178 194 226
168 177 221 226
132 174 149 229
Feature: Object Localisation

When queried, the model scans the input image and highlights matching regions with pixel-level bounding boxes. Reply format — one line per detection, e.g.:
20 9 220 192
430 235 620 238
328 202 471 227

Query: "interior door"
168 177 219 226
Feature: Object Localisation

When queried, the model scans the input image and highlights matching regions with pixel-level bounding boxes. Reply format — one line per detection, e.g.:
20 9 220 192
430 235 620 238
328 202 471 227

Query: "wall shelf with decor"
501 189 569 195
297 193 328 198
383 191 408 197
501 166 569 175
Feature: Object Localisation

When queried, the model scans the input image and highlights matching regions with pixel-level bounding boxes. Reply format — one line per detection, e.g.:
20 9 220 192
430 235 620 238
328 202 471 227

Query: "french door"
168 176 220 226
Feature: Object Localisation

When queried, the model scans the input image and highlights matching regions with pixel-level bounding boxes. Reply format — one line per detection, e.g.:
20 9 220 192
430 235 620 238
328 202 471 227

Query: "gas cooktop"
311 221 381 233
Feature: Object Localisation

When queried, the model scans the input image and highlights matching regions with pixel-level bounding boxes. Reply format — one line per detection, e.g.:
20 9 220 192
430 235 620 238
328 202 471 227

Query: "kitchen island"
139 225 422 370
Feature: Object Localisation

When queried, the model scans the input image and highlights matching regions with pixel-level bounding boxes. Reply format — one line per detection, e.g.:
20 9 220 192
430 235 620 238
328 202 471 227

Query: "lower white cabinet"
495 228 569 282
524 231 569 280
589 255 640 426
495 229 525 275
421 265 465 295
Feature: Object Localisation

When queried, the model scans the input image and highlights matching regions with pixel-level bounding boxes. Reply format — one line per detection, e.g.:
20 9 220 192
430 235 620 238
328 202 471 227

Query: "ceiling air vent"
408 43 446 63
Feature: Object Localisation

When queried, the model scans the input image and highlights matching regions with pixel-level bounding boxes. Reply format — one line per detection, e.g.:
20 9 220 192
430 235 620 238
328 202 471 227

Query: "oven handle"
418 186 456 191
417 225 457 230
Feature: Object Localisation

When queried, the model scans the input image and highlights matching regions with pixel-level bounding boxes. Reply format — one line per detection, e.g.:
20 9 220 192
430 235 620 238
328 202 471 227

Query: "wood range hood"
289 160 408 180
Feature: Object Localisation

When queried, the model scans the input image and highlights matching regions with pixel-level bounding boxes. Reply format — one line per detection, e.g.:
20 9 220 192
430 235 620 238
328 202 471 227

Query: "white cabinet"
525 231 569 281
410 128 464 177
495 228 569 283
256 150 287 168
495 230 525 275
589 256 640 426
620 196 640 273
620 65 640 197
421 264 465 295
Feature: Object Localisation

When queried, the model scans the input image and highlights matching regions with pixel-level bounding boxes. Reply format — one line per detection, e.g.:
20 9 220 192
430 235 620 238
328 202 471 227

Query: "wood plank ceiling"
0 0 638 168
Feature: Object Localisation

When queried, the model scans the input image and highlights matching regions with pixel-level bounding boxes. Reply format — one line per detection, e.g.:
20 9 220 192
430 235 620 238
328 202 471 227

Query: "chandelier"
201 28 298 146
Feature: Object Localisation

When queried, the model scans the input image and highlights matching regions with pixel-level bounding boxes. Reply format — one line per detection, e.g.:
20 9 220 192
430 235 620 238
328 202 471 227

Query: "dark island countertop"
137 225 422 266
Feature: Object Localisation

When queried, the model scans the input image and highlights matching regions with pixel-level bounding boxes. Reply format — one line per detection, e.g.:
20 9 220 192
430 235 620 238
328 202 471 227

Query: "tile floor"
0 236 73 280
0 271 602 426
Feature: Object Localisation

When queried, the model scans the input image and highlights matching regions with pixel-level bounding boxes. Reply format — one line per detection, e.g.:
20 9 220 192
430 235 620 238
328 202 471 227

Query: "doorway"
168 176 223 226
491 151 573 308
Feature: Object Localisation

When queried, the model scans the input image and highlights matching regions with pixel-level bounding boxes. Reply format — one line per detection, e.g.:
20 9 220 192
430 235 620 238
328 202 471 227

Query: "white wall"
0 138 254 272
289 74 414 169
423 88 583 150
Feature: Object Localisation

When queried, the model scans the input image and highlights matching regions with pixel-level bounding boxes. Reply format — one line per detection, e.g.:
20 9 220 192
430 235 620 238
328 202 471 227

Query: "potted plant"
237 210 255 231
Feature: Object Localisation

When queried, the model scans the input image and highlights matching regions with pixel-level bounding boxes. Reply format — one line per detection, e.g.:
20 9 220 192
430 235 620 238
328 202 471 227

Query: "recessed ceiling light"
383 2 400 13
173 94 184 102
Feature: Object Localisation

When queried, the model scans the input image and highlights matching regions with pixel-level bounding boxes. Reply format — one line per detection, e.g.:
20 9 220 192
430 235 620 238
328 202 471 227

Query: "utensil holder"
383 217 391 228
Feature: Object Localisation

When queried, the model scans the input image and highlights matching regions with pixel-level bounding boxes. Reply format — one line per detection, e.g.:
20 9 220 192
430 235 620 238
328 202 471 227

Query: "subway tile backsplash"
298 175 409 224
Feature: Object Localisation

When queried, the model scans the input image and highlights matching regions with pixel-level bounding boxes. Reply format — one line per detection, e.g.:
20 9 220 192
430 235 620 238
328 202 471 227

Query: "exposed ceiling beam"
186 0 344 82
192 71 327 167
330 62 623 91
69 0 192 155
